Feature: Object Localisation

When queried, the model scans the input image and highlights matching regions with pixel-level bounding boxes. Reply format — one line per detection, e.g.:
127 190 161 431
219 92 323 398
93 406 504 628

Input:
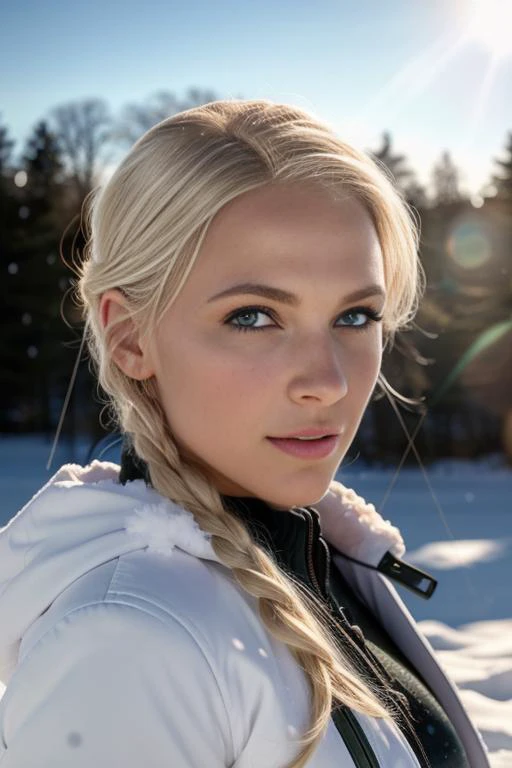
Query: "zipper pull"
377 551 437 599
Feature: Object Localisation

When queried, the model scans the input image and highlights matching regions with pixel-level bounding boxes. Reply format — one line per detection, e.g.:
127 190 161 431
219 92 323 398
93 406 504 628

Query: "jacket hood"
0 460 405 684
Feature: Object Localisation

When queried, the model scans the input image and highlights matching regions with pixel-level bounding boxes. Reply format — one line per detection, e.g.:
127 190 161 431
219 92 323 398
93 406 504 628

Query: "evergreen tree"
371 131 414 189
0 117 16 233
0 117 25 429
369 131 428 209
492 131 512 201
23 121 63 209
0 120 75 433
431 151 462 205
403 180 429 210
0 116 15 176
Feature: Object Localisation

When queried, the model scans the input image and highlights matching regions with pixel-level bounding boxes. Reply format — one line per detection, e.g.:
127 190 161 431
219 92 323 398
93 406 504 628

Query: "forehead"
190 183 384 291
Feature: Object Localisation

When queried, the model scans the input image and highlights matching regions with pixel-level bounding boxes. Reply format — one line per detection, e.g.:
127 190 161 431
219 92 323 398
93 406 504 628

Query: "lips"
267 434 340 459
271 427 342 439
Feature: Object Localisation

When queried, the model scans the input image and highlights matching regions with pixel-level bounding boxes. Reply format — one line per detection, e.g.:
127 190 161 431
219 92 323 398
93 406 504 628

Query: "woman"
0 100 488 767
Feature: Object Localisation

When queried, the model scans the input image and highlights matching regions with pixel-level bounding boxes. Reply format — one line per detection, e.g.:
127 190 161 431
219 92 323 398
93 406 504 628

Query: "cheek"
350 336 382 397
153 333 273 429
153 325 382 433
363 339 382 378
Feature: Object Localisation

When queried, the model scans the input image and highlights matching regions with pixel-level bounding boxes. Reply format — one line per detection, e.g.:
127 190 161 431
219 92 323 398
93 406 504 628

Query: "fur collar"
0 460 405 684
120 470 405 566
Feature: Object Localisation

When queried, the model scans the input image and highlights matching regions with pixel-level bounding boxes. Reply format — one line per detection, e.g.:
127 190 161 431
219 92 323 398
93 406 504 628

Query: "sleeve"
0 602 234 767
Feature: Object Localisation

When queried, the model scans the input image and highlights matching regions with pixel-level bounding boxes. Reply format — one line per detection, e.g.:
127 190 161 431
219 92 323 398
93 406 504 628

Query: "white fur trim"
125 501 218 561
314 480 405 566
46 461 405 567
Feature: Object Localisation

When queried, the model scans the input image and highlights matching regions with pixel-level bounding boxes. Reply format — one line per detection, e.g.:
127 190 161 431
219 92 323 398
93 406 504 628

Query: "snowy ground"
1 434 511 765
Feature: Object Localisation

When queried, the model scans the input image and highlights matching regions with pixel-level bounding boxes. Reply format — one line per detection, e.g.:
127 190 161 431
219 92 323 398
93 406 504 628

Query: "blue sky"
1 0 511 195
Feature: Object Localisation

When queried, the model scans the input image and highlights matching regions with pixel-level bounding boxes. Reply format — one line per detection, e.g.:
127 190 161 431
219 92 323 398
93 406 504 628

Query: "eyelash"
225 304 383 333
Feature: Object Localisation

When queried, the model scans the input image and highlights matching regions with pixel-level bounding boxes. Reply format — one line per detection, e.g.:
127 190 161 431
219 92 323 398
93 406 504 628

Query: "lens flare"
446 218 492 269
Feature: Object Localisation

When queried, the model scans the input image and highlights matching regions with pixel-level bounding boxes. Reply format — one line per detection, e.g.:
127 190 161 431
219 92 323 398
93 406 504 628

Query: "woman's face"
145 183 386 508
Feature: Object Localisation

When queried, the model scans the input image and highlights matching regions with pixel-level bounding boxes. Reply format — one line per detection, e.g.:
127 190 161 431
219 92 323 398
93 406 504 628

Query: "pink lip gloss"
266 435 339 459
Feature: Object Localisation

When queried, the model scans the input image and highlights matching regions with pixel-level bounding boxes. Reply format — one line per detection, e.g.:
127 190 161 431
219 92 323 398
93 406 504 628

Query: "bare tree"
50 98 112 201
117 87 219 144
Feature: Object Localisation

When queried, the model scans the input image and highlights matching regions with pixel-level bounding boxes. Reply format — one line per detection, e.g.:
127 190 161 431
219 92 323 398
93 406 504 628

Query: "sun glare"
465 0 512 57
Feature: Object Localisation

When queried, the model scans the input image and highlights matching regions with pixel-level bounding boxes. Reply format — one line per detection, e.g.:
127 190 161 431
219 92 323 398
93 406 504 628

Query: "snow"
408 539 510 570
340 459 512 766
419 620 512 759
1 434 511 765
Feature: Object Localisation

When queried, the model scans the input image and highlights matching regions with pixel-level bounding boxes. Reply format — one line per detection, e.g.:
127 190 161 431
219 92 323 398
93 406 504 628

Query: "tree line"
1 89 511 464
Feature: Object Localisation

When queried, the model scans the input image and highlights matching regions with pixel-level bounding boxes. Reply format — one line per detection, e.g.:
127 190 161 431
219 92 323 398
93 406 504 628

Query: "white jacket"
0 461 489 767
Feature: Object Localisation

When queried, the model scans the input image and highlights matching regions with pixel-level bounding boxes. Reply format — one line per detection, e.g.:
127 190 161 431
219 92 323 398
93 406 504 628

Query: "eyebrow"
207 282 386 307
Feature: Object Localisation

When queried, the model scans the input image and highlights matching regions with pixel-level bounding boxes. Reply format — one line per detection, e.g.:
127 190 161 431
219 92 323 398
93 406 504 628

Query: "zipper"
304 507 324 597
302 508 380 768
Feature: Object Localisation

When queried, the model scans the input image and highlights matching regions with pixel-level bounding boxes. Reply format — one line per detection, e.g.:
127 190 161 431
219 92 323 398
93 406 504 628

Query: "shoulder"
11 549 304 765
19 552 232 692
2 593 236 766
26 544 256 663
106 546 257 649
23 544 280 701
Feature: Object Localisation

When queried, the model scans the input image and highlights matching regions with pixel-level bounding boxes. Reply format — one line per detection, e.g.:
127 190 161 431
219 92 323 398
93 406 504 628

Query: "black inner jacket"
118 442 468 767
222 494 468 768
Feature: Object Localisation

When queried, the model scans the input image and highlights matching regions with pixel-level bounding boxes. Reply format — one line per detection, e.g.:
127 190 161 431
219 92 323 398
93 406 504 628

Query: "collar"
119 448 436 600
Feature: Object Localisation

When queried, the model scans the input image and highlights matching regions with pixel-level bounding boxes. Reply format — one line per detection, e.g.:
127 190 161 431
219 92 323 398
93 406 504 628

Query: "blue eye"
337 309 373 327
226 307 274 332
225 305 383 333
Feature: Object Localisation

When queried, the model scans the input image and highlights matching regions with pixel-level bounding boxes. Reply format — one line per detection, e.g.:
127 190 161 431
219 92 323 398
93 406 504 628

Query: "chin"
262 480 333 511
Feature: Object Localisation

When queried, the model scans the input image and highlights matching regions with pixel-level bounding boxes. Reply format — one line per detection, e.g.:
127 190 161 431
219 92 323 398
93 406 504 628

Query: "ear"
99 289 155 381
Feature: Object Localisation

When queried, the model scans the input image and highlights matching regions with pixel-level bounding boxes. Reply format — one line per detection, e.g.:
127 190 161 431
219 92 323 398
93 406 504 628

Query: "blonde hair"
78 99 423 767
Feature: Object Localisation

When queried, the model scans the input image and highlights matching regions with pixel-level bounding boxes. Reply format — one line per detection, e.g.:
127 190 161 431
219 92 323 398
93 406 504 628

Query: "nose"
286 335 348 405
